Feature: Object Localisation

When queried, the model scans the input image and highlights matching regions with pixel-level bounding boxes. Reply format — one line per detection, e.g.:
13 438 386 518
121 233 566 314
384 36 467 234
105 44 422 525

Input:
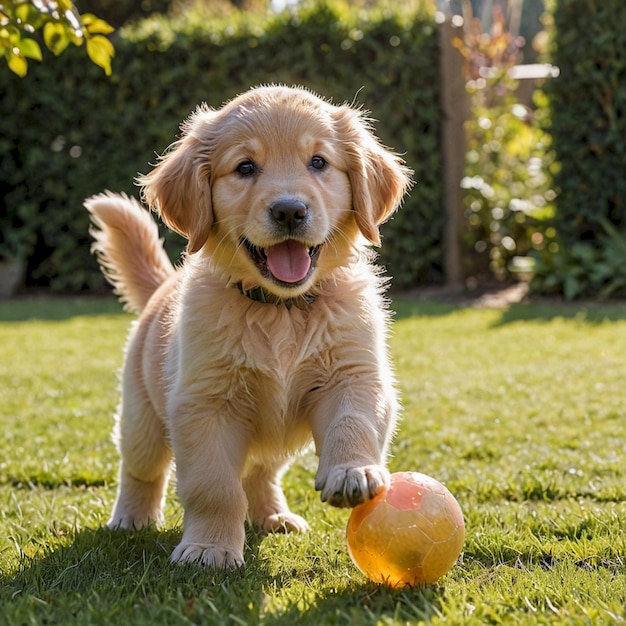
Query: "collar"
235 282 316 309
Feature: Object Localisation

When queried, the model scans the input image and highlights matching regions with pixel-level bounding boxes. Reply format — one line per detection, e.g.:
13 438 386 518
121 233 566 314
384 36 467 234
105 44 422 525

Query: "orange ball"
346 472 464 587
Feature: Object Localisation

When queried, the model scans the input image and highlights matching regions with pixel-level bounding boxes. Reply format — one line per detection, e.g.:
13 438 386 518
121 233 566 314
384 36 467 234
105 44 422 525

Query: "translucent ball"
346 472 464 587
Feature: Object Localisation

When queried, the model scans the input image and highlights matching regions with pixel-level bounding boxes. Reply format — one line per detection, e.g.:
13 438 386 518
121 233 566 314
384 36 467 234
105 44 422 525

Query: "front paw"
315 464 390 507
170 542 244 569
107 510 163 531
261 512 310 534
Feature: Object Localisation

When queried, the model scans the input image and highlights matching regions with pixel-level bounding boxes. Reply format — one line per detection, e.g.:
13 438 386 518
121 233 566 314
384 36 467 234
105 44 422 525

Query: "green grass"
1 296 625 625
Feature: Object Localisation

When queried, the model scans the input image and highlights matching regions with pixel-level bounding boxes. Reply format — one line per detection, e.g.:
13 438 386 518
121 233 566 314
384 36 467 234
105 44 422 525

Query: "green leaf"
86 35 114 76
14 2 45 30
16 37 42 61
43 21 73 56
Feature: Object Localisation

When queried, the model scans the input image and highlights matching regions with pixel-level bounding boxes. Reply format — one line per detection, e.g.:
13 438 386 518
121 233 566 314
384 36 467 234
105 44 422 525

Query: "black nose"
270 199 308 230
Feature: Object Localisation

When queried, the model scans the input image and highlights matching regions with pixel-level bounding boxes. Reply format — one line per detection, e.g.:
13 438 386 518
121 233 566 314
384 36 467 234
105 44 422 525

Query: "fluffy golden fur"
86 85 412 568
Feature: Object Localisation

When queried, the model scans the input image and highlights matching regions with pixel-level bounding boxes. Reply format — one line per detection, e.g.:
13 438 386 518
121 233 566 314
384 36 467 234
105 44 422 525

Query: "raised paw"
170 541 245 569
315 464 390 508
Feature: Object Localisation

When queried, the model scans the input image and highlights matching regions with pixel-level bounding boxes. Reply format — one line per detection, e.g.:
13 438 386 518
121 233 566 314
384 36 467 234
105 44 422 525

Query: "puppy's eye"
236 160 256 176
310 155 327 171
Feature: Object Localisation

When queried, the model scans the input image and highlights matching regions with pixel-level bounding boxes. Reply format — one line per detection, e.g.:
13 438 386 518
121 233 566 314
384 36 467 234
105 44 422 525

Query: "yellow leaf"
81 14 115 35
86 35 114 76
1 25 21 45
7 52 28 77
56 0 75 13
43 21 72 56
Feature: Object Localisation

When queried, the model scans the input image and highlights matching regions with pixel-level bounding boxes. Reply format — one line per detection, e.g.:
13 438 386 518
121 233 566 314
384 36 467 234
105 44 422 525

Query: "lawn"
1 295 625 625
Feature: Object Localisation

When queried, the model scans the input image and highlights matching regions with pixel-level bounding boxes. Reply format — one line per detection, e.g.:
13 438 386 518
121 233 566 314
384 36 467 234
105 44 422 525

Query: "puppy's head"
140 85 412 300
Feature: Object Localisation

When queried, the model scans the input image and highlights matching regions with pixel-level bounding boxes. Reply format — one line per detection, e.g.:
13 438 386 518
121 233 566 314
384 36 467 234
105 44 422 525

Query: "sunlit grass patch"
1 296 625 624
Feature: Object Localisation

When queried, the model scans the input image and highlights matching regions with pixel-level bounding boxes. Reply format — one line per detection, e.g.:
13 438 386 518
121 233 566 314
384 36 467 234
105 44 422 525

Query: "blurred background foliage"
531 0 626 299
1 0 625 299
455 2 556 285
443 0 626 299
1 0 442 292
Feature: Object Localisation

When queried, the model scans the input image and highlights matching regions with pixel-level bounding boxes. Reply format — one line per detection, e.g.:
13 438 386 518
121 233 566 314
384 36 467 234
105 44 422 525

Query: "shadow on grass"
2 525 447 625
392 294 626 326
392 298 460 321
0 296 124 322
260 583 445 626
3 293 460 324
492 300 626 326
3 291 626 326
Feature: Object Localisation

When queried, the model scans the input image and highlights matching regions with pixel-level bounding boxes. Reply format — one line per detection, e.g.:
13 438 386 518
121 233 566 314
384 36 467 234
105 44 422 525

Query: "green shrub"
532 220 626 300
532 0 626 298
0 1 442 292
462 89 556 281
456 5 556 284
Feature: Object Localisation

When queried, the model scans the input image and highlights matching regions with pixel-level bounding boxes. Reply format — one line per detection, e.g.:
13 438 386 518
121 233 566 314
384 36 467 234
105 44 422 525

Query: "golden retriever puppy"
86 85 412 568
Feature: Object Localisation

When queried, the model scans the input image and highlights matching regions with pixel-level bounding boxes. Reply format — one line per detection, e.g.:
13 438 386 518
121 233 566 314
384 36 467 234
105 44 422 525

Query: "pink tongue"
266 241 311 283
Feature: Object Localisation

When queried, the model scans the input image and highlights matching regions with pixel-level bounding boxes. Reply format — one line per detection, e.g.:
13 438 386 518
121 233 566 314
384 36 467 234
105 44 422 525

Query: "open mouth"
243 238 321 286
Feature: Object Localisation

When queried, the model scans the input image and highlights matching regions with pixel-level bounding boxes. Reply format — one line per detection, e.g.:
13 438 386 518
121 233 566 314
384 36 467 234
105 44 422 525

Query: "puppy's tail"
86 192 175 313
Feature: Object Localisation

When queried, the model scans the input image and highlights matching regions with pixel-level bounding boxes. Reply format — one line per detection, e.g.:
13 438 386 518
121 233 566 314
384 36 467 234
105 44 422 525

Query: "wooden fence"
437 16 559 289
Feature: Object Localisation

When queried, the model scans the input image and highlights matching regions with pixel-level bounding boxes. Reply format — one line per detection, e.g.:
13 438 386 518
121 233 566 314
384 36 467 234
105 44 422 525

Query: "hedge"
0 2 442 292
531 1 626 298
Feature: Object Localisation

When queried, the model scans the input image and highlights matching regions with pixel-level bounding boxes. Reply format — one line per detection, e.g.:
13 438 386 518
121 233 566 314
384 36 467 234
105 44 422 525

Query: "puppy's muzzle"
270 198 309 233
242 198 322 288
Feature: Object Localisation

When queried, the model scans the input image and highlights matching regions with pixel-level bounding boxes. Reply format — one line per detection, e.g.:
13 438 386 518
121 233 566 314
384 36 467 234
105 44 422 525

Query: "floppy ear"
332 106 413 245
138 105 218 254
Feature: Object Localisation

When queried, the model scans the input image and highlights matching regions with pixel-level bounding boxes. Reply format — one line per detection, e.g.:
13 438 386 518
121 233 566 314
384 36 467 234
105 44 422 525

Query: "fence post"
438 17 470 290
